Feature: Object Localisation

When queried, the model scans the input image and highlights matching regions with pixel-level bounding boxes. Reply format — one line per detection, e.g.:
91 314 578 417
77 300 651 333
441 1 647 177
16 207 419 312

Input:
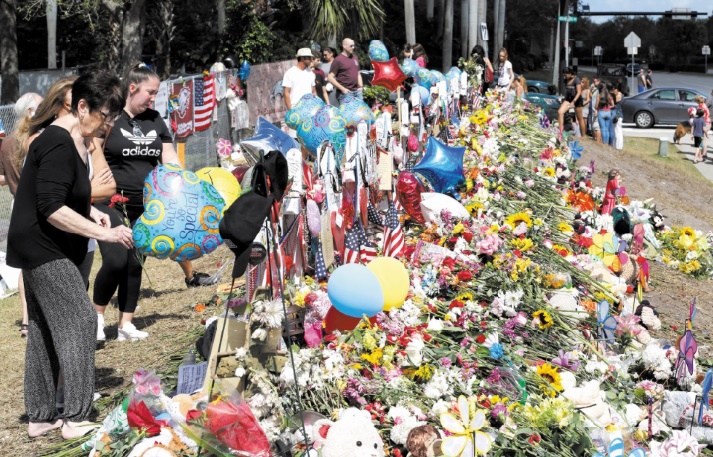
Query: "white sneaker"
96 314 106 342
117 322 148 342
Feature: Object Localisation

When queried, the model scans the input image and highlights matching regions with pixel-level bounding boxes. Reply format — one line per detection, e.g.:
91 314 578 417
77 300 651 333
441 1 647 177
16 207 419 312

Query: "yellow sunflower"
536 363 563 397
681 227 696 237
505 212 533 228
532 310 554 330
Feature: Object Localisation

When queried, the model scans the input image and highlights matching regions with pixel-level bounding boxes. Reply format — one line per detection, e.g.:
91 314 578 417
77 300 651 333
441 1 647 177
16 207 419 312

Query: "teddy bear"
562 380 613 428
312 408 385 457
406 424 443 457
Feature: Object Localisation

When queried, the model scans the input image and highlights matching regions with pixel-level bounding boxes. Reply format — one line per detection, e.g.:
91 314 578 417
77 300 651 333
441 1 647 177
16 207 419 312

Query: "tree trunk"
404 0 416 44
120 0 147 78
467 0 478 55
436 0 444 39
0 0 19 104
217 0 225 36
460 0 468 58
46 0 57 69
328 34 337 49
442 0 453 71
426 0 434 20
496 0 505 53
493 0 499 56
477 0 486 54
155 0 174 78
100 0 123 74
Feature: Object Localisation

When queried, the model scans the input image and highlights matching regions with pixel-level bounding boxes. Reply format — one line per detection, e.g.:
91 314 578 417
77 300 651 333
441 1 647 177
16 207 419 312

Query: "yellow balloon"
366 257 410 311
195 167 241 209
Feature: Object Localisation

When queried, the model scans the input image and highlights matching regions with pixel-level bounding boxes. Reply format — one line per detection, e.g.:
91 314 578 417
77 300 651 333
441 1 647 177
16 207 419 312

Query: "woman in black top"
7 71 132 439
558 67 584 136
92 64 212 343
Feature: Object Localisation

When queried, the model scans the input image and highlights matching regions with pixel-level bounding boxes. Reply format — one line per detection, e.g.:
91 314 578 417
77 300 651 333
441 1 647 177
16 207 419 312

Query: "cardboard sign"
154 81 171 131
321 211 335 267
247 60 295 126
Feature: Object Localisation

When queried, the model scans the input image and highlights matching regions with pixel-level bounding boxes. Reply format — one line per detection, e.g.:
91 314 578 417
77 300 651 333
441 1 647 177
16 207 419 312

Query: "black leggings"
92 203 145 313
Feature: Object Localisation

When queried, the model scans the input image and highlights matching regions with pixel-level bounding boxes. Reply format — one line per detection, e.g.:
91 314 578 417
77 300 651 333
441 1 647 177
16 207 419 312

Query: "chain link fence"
0 71 241 252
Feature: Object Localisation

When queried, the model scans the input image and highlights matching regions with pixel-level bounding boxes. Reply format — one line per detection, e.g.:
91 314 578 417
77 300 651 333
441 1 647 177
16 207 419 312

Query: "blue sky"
586 0 702 23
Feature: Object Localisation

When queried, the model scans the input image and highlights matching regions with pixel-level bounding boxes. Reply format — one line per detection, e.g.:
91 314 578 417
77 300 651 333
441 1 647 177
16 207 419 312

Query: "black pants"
92 203 144 313
24 258 96 422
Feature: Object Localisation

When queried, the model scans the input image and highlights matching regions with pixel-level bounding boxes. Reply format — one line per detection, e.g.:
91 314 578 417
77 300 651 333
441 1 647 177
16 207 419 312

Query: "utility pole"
477 0 488 55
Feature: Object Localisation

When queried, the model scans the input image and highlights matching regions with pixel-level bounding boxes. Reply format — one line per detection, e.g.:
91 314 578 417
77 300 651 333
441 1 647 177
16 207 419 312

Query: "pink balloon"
396 170 426 224
371 58 407 92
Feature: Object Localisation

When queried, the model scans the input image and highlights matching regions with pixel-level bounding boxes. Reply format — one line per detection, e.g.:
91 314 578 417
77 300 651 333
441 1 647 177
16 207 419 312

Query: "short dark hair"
124 63 159 98
697 108 705 117
562 66 574 75
71 70 125 116
323 47 335 55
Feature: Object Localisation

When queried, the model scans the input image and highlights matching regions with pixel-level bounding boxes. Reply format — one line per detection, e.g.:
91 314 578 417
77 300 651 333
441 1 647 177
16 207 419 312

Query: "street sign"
624 32 641 48
628 47 638 55
672 8 691 20
480 23 489 41
704 45 711 56
558 15 578 22
594 46 602 56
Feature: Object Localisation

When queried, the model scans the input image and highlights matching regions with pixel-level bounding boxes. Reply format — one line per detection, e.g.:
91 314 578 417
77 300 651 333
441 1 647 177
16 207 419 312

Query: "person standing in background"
328 38 363 102
311 54 330 104
496 48 514 92
320 47 338 106
282 48 317 110
646 69 653 89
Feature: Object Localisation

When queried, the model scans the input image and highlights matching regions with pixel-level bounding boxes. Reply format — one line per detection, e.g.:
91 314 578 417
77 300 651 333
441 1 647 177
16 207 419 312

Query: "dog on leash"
673 120 692 145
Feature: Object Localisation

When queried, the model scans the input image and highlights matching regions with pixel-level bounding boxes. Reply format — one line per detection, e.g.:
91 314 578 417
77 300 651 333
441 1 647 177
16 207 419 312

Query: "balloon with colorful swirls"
296 105 347 162
401 58 419 78
285 94 325 130
415 67 434 89
133 164 225 262
338 95 375 128
368 40 390 62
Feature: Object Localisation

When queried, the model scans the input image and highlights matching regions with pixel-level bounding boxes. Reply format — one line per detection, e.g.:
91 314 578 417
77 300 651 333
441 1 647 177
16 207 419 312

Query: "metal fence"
0 70 242 252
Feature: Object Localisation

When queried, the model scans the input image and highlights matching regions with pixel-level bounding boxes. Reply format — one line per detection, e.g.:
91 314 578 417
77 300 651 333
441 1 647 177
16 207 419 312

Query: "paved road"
578 67 713 95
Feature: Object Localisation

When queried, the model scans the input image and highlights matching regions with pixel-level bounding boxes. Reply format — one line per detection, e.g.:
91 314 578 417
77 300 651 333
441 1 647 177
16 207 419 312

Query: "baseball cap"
219 150 289 278
296 48 313 58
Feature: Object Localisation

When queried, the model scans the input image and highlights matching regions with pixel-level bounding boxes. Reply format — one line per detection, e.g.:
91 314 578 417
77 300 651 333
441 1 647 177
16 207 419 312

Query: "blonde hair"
12 93 43 170
498 48 509 61
581 77 590 90
15 78 76 170
518 75 527 91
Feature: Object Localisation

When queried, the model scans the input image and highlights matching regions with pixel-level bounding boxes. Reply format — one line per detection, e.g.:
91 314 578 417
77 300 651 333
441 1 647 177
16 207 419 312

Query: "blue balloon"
430 70 446 84
240 117 301 164
133 164 225 262
239 61 251 81
368 40 390 62
401 58 419 78
328 264 384 318
413 137 466 195
296 105 347 161
338 95 375 127
412 85 430 106
285 94 325 129
416 68 434 89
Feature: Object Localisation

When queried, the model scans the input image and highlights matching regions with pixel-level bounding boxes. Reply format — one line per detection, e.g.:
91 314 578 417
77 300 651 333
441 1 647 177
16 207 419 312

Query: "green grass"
624 137 713 186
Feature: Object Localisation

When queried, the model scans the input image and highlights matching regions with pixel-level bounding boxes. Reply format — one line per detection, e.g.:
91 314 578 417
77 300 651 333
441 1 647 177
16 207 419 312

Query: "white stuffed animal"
313 408 385 457
562 380 613 428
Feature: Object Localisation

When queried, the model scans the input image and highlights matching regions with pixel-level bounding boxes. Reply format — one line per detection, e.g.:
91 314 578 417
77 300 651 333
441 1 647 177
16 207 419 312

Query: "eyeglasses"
98 110 120 124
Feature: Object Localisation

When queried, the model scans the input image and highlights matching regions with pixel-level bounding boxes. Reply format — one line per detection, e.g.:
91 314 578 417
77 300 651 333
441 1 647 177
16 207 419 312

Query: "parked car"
513 73 556 95
621 87 707 128
524 92 561 121
626 62 642 76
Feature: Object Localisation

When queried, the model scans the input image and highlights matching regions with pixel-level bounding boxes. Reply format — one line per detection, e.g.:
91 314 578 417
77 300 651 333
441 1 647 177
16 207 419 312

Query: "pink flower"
476 234 501 255
615 314 642 337
133 368 162 397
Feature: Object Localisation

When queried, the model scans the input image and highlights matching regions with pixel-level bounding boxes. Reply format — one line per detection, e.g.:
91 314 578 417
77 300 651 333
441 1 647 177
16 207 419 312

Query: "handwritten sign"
177 361 208 394
171 80 194 138
321 211 334 267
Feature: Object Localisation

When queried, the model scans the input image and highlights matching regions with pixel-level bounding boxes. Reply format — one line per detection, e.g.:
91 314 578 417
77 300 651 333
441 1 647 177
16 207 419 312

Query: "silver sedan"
621 87 707 128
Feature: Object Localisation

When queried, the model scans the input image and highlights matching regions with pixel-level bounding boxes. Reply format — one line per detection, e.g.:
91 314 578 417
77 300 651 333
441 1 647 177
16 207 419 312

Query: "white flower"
405 335 425 367
427 319 445 331
251 328 268 341
234 367 246 378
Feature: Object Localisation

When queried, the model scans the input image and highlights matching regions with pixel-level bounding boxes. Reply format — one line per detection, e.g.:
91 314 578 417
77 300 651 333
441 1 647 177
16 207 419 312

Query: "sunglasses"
128 118 143 137
348 44 355 48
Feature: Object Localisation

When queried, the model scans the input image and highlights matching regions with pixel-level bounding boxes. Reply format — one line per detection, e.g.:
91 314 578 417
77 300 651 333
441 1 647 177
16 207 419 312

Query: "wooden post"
177 141 186 167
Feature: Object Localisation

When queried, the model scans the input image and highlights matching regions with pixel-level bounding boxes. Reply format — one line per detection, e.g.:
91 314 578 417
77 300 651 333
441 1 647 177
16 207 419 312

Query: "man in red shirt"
327 38 363 104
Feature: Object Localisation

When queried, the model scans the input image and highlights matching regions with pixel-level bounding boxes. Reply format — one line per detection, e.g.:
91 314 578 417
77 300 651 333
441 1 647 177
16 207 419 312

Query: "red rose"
476 334 486 343
457 271 472 281
186 409 203 422
449 300 465 309
463 232 473 242
442 257 456 268
513 250 522 258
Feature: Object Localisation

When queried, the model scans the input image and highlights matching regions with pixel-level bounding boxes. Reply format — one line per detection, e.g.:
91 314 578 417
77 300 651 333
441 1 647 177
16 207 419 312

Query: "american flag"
382 198 404 258
315 240 328 280
367 202 383 226
194 74 215 131
344 220 377 264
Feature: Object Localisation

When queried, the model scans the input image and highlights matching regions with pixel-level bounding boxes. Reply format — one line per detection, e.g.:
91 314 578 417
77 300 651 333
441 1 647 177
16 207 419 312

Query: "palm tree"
0 0 19 104
442 0 453 70
47 0 57 68
405 0 416 44
307 0 385 42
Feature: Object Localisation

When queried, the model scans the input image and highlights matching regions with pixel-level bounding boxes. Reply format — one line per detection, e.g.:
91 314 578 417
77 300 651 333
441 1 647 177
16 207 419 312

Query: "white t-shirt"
497 60 513 87
282 66 316 108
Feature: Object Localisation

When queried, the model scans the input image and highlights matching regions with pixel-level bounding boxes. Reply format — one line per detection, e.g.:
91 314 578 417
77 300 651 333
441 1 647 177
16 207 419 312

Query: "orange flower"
194 303 206 312
580 298 596 313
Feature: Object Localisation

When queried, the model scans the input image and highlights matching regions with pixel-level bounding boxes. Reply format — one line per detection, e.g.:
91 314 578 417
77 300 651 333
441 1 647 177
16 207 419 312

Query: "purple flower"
551 350 581 371
491 404 508 419
439 357 452 368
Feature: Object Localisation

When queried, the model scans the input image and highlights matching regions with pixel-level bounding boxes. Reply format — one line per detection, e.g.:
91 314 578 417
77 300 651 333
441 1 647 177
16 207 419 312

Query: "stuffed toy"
312 408 385 457
406 424 443 457
562 380 613 428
